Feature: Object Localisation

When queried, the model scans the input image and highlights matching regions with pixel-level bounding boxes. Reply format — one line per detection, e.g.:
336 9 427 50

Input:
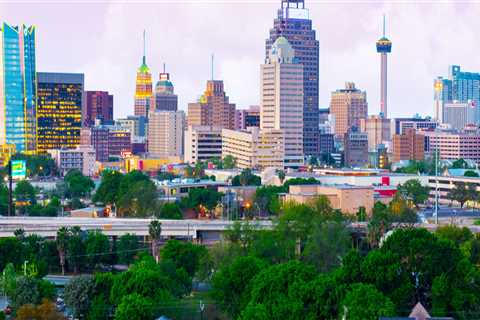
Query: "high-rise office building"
344 129 368 167
81 125 131 162
266 0 319 156
134 31 153 117
442 101 476 130
0 23 37 153
424 130 480 162
376 15 392 118
235 106 260 130
392 128 424 163
261 36 303 168
330 82 368 137
148 110 184 158
84 91 113 126
434 65 480 123
187 80 236 130
37 72 84 153
360 115 391 152
154 67 178 112
184 125 222 164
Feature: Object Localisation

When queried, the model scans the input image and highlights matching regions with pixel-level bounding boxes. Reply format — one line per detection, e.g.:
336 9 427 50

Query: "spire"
211 53 214 81
142 29 146 65
163 63 166 74
383 14 386 37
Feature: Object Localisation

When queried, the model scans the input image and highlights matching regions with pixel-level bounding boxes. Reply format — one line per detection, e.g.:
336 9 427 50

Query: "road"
0 216 273 240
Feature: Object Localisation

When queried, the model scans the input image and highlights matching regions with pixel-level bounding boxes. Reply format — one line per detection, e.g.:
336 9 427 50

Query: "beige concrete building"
423 130 480 163
330 82 368 137
260 36 304 168
148 110 185 158
48 145 97 177
184 125 222 164
221 127 284 170
187 80 236 130
283 184 375 215
360 115 391 151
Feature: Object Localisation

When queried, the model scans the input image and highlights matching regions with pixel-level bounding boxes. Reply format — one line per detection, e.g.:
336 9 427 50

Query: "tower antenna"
383 14 386 37
211 53 214 81
163 63 166 74
142 29 146 65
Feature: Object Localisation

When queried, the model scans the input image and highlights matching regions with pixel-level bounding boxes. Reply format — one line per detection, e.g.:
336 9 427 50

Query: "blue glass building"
435 65 480 123
265 0 320 157
0 23 37 154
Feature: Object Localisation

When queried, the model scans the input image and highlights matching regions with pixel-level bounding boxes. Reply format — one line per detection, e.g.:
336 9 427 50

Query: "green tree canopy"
64 169 95 198
341 283 395 320
398 179 429 208
232 169 261 186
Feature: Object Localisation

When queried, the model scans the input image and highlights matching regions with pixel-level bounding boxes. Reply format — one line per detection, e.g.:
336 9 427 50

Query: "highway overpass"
0 217 273 241
1 217 480 241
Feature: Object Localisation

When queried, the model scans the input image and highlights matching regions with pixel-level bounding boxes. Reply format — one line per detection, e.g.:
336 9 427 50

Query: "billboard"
11 160 26 180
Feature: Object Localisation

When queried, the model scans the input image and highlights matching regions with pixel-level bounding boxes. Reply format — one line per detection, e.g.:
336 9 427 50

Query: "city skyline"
1 1 479 120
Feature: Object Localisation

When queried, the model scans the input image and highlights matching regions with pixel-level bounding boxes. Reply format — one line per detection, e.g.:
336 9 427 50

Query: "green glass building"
0 23 37 154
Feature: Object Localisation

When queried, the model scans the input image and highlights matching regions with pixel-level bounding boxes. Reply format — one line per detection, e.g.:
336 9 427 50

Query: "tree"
158 202 183 219
157 170 178 181
114 293 154 320
302 221 350 272
223 155 236 169
240 261 317 319
0 238 23 271
64 275 96 319
0 183 9 215
341 283 395 320
398 179 429 208
92 170 123 205
14 180 36 208
464 170 479 177
276 169 286 184
16 299 65 320
452 158 469 169
117 233 140 265
186 188 223 217
254 186 283 216
64 169 95 198
56 227 68 275
160 239 207 277
448 182 475 208
11 154 56 178
117 180 158 217
232 169 261 186
436 225 473 247
67 226 86 274
85 230 111 268
149 220 162 262
10 276 41 310
212 256 267 318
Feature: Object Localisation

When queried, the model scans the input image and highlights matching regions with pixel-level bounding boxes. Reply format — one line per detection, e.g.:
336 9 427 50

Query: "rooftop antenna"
142 29 146 65
211 53 214 81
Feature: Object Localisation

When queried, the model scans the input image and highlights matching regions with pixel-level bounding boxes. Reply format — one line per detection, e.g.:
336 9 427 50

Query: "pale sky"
1 0 479 119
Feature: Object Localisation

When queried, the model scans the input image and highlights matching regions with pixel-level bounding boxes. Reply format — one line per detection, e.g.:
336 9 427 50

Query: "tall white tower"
376 15 392 118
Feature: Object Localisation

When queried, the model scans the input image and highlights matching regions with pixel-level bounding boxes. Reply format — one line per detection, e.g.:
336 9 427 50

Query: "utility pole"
434 130 439 225
7 160 12 217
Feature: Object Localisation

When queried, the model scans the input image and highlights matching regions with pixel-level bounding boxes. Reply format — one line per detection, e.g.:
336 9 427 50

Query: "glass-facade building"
37 72 84 153
435 65 480 123
265 0 320 156
0 23 37 153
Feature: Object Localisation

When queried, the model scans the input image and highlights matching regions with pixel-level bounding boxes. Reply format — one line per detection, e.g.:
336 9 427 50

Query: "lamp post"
434 130 439 225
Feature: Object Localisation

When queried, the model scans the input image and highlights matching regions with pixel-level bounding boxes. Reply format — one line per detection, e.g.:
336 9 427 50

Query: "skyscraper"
187 80 236 130
376 15 392 118
134 31 153 118
84 91 113 126
261 36 304 168
266 0 319 156
148 110 185 158
330 82 368 137
0 23 37 154
37 72 84 153
154 66 178 112
434 65 480 123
